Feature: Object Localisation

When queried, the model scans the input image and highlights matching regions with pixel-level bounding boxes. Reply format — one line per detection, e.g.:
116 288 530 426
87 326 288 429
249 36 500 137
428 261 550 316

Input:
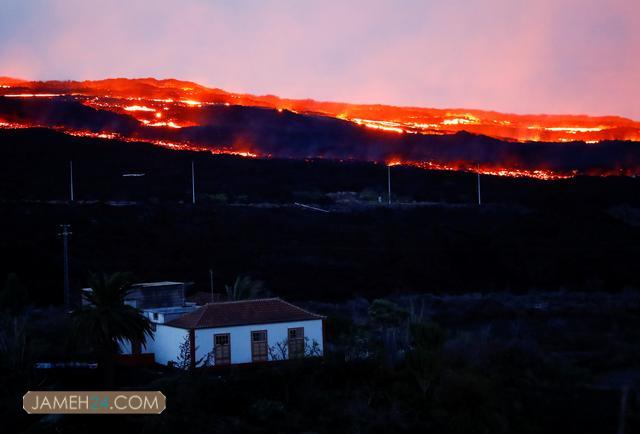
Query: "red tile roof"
165 298 324 329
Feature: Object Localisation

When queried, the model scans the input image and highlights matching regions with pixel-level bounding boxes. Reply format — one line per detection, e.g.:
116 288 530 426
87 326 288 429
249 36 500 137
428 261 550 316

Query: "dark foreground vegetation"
2 283 640 433
1 128 640 432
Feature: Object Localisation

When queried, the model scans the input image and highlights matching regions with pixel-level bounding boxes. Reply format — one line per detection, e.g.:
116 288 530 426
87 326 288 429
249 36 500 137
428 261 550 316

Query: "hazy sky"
1 0 638 119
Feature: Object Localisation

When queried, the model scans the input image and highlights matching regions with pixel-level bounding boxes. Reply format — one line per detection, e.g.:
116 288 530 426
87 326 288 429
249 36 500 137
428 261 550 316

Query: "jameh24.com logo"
23 391 165 414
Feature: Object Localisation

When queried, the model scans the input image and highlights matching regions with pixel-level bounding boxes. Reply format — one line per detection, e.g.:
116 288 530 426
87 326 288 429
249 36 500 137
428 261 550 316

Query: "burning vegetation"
1 77 639 180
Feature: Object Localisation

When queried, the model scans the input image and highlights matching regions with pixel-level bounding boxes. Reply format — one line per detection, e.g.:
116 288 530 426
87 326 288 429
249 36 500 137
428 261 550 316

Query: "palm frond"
72 272 152 354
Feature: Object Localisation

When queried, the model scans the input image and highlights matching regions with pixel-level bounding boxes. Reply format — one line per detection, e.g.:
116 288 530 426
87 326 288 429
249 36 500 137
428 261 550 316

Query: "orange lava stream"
404 161 572 180
2 77 640 180
3 77 639 143
0 119 257 159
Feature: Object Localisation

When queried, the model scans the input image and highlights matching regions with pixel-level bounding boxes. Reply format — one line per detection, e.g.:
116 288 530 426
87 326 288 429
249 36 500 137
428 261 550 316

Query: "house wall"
130 319 323 367
152 325 189 365
142 306 198 324
194 319 323 366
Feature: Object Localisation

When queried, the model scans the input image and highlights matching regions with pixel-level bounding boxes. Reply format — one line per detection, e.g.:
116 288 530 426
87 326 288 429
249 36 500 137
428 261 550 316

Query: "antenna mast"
59 224 73 310
387 165 392 206
191 161 196 204
69 161 74 202
477 164 482 206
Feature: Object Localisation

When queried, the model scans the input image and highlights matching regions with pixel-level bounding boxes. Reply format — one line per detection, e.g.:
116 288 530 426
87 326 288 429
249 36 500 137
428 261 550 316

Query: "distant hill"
0 76 27 86
3 76 639 143
1 95 639 176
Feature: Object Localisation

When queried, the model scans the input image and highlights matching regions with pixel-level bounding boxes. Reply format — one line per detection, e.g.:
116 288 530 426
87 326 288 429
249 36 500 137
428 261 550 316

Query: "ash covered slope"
1 95 640 175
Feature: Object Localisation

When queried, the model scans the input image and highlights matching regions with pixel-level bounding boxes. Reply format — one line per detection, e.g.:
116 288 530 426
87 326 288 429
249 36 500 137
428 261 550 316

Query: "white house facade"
126 298 325 368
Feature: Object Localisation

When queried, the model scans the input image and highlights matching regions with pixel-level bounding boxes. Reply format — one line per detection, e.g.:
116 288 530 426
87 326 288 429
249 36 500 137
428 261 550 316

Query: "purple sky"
1 0 639 119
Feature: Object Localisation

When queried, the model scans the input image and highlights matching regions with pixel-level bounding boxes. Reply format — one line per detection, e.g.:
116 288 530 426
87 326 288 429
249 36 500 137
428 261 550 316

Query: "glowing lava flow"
124 105 155 112
342 112 640 143
3 77 639 143
4 93 63 98
385 159 571 180
2 77 640 179
352 118 405 134
63 127 258 157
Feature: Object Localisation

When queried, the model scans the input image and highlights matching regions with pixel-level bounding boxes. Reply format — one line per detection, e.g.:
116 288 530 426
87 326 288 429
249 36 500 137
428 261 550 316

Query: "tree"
225 275 269 301
368 299 408 367
405 321 445 398
71 272 153 385
172 335 193 370
170 334 210 369
368 299 408 328
268 337 322 361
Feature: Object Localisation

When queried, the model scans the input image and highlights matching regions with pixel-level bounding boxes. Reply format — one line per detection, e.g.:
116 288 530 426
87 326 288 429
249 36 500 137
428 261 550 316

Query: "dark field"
1 128 640 304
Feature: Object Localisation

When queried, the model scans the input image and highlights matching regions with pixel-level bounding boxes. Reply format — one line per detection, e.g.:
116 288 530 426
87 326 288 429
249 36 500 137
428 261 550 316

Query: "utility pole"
387 165 392 206
209 269 214 302
476 164 482 206
618 385 629 434
191 161 196 204
59 224 72 311
69 161 74 202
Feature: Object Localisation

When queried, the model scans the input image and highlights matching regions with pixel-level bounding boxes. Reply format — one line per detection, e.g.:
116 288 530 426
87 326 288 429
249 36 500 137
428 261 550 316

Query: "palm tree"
71 272 153 386
225 275 269 301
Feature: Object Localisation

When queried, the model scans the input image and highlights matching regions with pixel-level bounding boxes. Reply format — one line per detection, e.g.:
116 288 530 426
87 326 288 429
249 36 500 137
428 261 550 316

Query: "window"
214 333 231 365
288 327 305 358
251 330 268 362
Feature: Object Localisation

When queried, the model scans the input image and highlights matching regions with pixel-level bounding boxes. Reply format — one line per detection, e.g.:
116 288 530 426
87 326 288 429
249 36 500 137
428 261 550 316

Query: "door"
251 330 268 362
288 327 305 358
214 333 231 365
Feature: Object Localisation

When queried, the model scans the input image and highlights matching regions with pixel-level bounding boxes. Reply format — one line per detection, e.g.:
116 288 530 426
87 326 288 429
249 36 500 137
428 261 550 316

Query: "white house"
130 298 325 368
119 305 199 355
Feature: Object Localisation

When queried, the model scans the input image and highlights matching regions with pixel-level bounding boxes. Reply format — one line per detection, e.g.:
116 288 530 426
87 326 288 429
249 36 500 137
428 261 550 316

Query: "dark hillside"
1 129 639 304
